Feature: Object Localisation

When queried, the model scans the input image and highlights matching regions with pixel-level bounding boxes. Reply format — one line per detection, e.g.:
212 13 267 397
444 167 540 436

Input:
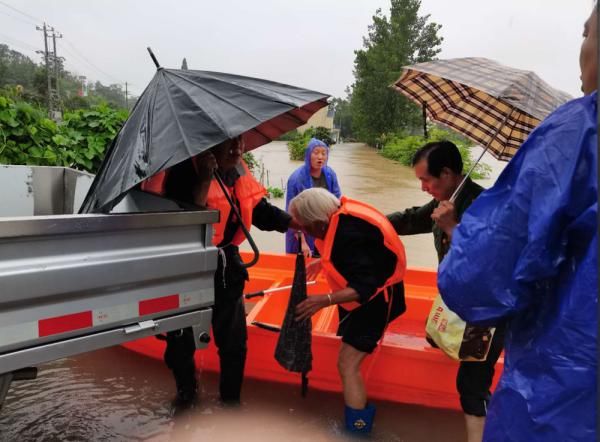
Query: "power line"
59 46 94 75
0 0 42 25
0 1 125 87
0 32 38 55
59 42 121 86
0 1 131 103
63 39 122 84
0 8 37 27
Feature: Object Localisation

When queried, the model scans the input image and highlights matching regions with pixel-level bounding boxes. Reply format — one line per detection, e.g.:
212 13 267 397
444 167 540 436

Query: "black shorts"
337 283 406 354
457 324 505 416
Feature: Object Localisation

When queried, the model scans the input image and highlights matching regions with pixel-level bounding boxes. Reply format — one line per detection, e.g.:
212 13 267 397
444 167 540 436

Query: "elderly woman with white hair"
289 188 407 434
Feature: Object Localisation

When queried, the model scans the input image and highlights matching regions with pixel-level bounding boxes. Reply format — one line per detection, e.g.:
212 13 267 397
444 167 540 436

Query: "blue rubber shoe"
344 403 376 434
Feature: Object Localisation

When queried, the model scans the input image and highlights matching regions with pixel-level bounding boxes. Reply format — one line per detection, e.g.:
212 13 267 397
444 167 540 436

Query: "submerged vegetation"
380 125 492 179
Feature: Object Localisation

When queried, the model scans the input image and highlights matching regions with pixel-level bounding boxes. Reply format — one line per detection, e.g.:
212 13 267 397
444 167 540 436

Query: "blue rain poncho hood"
438 92 597 441
285 138 341 253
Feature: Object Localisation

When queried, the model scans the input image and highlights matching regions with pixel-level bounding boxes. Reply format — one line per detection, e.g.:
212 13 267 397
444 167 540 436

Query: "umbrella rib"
168 70 284 126
159 72 210 157
161 72 232 137
107 77 161 209
181 69 323 104
166 71 322 141
169 70 327 126
166 70 314 142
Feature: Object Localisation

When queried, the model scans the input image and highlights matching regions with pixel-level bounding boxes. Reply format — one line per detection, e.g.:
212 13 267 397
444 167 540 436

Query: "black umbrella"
80 49 329 214
274 241 312 397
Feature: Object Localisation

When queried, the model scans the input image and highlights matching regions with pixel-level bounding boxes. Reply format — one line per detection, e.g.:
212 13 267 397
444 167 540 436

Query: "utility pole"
36 23 51 112
125 81 128 109
36 23 62 120
51 29 62 104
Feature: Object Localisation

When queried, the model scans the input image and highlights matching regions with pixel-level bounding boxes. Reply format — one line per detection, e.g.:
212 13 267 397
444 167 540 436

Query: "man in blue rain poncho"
285 138 342 256
438 7 598 441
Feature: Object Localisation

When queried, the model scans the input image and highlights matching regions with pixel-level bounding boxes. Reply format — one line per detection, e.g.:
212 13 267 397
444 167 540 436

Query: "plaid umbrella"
392 57 572 198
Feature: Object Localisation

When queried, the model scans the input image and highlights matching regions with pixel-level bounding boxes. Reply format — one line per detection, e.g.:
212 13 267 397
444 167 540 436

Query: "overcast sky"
0 0 593 98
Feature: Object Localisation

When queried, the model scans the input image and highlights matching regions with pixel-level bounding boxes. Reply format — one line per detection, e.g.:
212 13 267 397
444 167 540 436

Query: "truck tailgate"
0 210 218 374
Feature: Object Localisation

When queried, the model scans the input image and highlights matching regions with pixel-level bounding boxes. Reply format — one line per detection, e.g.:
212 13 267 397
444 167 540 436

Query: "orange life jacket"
206 162 266 246
140 169 169 195
314 196 406 311
140 161 266 246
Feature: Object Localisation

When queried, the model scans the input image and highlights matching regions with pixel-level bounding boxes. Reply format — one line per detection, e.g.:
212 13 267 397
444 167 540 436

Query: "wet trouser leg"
163 328 197 402
212 276 247 403
457 324 506 416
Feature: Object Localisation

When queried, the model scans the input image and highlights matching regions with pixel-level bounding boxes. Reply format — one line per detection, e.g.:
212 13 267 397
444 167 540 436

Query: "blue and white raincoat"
285 138 341 253
438 92 598 441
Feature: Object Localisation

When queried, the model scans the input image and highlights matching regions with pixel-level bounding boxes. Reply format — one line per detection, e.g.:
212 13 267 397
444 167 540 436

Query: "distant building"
297 104 335 133
77 76 88 97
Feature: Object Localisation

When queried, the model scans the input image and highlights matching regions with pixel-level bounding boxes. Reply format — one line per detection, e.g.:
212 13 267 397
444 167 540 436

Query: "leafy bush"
267 186 284 199
312 126 335 147
286 126 335 161
287 132 311 161
242 151 258 172
278 129 300 141
380 125 491 179
61 104 128 171
0 94 127 172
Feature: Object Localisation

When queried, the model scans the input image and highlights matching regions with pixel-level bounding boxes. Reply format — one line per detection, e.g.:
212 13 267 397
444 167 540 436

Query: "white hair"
289 188 340 226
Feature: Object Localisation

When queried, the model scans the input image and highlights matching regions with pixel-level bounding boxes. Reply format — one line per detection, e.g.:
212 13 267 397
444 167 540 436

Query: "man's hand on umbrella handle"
431 200 458 238
192 151 218 181
306 258 322 280
295 295 329 322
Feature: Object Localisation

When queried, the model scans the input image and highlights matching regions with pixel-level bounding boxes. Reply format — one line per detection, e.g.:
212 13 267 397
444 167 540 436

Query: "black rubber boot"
218 349 246 405
164 329 198 408
172 364 197 407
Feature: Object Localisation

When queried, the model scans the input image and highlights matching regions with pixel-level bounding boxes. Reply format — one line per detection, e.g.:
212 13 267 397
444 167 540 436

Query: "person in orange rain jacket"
289 188 407 434
142 136 303 408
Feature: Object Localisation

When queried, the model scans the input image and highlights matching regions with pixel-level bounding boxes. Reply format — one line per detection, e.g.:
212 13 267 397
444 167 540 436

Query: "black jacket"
387 178 483 263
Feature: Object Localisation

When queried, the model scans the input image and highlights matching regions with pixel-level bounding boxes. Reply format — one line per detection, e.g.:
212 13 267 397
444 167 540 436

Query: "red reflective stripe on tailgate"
38 311 93 337
139 294 180 316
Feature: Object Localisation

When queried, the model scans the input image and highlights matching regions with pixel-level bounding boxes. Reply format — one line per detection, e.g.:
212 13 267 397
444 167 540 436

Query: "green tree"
351 0 442 146
90 81 127 109
0 44 132 111
330 92 353 140
0 44 38 89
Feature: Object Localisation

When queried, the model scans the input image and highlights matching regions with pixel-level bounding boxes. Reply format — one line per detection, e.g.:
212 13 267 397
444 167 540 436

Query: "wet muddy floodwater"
0 142 504 442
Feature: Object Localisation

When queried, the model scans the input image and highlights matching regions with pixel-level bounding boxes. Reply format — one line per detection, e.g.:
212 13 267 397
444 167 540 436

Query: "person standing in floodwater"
285 138 341 257
387 140 505 442
142 136 303 408
438 6 598 441
291 188 407 435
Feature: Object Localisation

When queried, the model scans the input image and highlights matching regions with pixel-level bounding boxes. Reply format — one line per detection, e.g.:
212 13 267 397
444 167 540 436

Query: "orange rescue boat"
122 251 503 410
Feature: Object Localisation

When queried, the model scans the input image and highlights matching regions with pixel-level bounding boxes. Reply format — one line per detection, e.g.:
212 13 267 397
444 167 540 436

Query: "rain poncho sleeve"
438 92 597 442
285 138 342 254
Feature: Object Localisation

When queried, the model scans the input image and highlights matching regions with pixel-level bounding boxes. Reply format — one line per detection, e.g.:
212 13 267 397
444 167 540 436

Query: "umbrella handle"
450 142 490 203
146 47 161 69
450 106 514 203
213 170 260 268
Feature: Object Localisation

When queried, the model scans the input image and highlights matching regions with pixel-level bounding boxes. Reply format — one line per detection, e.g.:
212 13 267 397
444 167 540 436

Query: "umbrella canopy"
274 245 312 396
392 57 572 161
80 68 329 213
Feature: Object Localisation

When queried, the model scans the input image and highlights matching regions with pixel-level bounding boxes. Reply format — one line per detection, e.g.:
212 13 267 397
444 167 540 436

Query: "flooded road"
245 141 503 268
0 142 504 441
